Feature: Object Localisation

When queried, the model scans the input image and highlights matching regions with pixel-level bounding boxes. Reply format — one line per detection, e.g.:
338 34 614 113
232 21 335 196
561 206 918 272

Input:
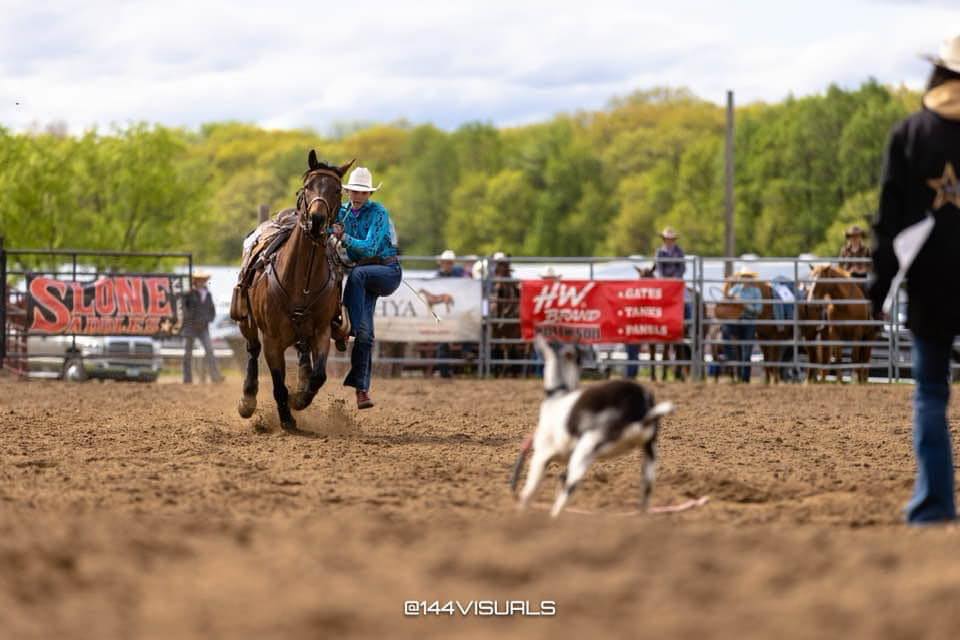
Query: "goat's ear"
337 158 355 177
308 149 319 170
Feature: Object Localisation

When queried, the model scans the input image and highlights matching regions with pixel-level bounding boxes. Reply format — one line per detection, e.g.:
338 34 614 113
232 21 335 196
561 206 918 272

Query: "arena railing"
474 254 939 384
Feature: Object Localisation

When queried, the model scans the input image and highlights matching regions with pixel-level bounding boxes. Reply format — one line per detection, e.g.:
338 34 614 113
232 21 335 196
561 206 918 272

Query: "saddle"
229 211 352 347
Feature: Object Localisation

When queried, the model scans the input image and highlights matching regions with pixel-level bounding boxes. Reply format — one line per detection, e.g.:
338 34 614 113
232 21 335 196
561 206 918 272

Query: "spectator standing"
182 272 224 384
870 34 960 525
722 268 762 383
655 227 686 279
435 249 468 378
839 225 872 279
436 249 466 278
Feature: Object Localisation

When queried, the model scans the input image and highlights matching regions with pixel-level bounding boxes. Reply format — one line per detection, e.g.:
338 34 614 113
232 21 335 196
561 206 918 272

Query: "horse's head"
298 150 354 239
806 263 848 301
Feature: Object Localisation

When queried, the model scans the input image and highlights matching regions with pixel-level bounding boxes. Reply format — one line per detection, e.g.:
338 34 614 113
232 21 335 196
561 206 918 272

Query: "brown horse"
720 276 785 383
489 262 525 376
806 264 876 383
720 276 836 384
236 152 353 431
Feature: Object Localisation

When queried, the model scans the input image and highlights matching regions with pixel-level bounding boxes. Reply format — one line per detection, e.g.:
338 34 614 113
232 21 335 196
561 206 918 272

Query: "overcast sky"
1 0 958 134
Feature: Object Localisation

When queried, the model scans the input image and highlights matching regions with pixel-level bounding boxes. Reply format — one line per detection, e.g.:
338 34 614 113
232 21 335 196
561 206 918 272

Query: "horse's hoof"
289 394 306 411
280 418 298 433
238 397 256 419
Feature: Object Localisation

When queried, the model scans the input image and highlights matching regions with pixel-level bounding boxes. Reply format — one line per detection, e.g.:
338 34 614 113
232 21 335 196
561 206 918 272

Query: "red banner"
520 279 685 343
26 275 182 336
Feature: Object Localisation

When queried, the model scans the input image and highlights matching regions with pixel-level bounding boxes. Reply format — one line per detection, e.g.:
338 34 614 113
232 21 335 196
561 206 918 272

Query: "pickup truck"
27 334 162 382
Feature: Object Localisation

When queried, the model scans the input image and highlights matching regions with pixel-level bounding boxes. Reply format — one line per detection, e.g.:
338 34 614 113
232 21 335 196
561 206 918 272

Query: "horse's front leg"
237 321 260 419
294 327 331 411
289 337 313 411
264 341 296 431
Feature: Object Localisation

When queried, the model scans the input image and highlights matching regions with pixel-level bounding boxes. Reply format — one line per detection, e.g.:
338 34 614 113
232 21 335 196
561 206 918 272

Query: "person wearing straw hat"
655 227 686 279
721 267 761 383
182 271 224 384
436 249 466 278
870 34 960 525
331 166 401 409
434 249 468 378
838 225 872 278
539 266 561 281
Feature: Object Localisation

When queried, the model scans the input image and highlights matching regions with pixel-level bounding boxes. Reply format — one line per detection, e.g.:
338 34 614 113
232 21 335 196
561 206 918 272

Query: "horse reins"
267 168 343 336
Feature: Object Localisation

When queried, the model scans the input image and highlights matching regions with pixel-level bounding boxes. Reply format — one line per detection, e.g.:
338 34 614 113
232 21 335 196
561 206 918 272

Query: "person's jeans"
183 329 223 383
625 344 640 379
436 342 453 378
906 334 957 524
343 263 402 392
722 322 756 382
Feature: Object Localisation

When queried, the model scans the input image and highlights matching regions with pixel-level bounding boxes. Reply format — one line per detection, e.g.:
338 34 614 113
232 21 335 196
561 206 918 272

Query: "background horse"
489 262 525 377
720 276 783 383
237 152 353 431
806 264 877 383
719 276 828 384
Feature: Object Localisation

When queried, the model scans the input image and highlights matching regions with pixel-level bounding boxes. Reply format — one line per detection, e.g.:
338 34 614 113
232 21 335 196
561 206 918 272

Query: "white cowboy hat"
343 167 381 192
540 266 561 279
492 251 508 262
438 249 457 262
924 34 960 74
191 270 211 281
660 226 679 240
734 267 759 278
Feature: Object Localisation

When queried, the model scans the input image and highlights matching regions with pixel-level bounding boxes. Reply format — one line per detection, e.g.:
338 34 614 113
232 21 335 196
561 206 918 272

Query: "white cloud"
1 0 958 133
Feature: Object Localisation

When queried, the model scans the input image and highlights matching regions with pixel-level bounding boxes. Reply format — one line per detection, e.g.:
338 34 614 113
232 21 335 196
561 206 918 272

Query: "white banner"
375 277 482 342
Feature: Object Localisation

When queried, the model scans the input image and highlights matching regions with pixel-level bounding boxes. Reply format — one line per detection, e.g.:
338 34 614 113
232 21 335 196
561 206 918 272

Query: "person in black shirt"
870 34 960 524
182 272 223 384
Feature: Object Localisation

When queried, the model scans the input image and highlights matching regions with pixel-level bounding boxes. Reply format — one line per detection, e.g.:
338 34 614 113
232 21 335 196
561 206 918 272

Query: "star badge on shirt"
927 162 960 210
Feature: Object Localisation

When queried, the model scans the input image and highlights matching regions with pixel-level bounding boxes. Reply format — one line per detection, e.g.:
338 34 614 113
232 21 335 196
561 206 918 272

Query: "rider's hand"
332 223 344 239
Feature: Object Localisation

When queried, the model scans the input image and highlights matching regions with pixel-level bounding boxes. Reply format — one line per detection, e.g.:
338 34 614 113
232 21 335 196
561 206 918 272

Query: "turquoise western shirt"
336 200 399 261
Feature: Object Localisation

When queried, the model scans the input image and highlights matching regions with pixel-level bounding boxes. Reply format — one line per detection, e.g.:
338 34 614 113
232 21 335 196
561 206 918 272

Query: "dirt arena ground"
3 372 960 639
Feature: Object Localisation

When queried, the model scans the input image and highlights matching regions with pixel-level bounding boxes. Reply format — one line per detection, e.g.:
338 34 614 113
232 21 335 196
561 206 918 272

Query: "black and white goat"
510 335 675 517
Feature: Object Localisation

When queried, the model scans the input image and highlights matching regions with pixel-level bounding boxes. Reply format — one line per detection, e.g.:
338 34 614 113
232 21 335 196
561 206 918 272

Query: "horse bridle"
298 168 342 239
267 167 342 331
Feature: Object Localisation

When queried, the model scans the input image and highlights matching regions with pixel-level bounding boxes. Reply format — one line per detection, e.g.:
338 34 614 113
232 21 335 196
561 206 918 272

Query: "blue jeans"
436 343 453 378
343 263 402 392
625 344 640 379
722 323 756 382
906 334 956 524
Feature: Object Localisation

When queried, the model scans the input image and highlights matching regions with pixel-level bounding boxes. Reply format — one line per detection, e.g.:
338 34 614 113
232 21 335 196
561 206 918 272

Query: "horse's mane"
812 264 851 278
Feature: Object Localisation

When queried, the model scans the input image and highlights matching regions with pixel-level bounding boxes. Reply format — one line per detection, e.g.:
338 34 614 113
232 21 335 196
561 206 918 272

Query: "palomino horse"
806 264 877 383
237 152 353 431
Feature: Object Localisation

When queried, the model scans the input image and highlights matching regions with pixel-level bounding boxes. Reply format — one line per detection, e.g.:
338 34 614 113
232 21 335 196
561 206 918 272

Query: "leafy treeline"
0 80 918 263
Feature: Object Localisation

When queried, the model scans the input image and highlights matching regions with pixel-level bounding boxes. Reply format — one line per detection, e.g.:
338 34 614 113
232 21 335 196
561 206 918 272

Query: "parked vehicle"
27 335 161 382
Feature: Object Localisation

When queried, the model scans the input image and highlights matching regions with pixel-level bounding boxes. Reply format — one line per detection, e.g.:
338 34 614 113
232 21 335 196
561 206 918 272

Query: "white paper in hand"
883 214 935 315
